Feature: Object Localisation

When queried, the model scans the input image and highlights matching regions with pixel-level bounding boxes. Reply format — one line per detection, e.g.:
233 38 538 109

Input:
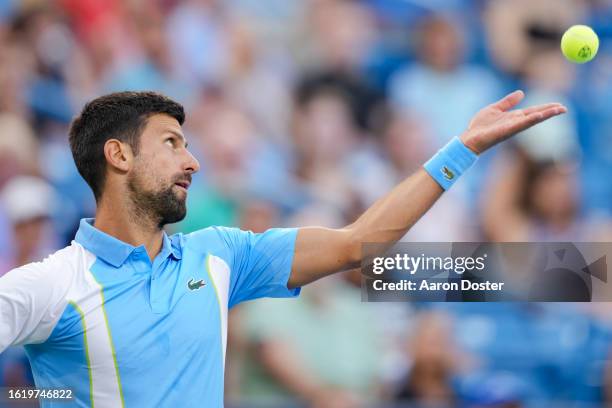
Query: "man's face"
126 114 200 227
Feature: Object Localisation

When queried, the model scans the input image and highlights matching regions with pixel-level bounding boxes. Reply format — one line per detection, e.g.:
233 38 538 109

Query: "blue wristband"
423 136 478 190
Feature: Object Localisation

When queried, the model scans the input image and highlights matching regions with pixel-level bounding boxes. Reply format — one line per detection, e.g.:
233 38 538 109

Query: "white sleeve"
0 258 70 352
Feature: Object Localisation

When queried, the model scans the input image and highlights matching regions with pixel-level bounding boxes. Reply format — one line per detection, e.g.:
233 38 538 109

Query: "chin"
162 208 187 225
157 198 187 226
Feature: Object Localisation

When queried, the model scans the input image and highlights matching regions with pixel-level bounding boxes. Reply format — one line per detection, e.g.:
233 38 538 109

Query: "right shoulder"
0 242 99 347
1 241 95 293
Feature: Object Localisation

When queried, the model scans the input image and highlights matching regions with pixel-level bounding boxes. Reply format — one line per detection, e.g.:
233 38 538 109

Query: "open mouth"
174 181 191 191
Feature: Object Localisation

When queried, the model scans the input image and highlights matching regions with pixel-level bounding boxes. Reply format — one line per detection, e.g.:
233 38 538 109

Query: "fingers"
492 90 525 111
474 104 567 151
516 105 567 131
528 105 567 121
521 103 565 116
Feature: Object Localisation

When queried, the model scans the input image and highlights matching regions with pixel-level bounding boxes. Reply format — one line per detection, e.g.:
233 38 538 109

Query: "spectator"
394 311 468 406
0 176 60 269
0 114 39 186
389 15 503 147
481 147 612 242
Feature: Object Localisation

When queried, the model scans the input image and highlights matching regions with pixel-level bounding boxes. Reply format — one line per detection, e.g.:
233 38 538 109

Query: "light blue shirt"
0 218 300 407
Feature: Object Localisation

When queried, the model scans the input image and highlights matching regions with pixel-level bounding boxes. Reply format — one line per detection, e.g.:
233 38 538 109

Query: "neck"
94 194 164 262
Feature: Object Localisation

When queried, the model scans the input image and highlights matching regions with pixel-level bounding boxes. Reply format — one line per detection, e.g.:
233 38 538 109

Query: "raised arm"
288 90 566 288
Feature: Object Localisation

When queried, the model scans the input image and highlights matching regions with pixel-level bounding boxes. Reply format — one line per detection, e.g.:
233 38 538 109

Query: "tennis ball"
561 25 599 63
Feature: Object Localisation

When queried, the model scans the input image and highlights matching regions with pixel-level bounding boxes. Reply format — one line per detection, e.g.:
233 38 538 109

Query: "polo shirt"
0 218 300 407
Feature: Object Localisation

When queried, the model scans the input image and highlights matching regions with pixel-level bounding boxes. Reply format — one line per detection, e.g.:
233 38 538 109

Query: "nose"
183 149 200 174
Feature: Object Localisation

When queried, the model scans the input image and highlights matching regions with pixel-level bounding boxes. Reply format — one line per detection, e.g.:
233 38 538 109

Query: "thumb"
491 90 525 112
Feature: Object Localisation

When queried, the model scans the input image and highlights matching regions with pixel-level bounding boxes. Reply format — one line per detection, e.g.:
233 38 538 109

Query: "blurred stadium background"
1 0 612 407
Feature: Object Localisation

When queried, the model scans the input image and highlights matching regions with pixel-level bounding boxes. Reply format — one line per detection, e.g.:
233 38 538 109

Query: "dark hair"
69 91 185 201
294 72 383 132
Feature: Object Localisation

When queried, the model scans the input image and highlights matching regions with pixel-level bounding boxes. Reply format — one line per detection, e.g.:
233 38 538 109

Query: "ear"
103 139 133 172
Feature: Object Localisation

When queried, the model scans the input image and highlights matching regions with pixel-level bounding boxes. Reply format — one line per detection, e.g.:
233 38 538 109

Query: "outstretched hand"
459 90 567 154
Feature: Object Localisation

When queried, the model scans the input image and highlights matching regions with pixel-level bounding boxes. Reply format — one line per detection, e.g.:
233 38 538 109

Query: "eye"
165 137 176 147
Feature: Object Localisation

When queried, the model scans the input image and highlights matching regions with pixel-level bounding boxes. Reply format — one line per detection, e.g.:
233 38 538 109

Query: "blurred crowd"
1 0 612 406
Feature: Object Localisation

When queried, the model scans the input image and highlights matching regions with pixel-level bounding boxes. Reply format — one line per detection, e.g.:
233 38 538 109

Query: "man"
0 91 565 407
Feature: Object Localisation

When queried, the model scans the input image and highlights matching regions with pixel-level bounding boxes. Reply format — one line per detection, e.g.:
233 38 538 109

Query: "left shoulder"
178 226 237 264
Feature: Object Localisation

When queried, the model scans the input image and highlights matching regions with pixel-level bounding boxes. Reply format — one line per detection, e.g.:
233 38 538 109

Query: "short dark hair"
69 91 185 201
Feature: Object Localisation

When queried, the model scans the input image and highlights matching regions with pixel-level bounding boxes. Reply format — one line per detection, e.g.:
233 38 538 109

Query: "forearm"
346 168 443 249
342 135 480 264
289 169 443 288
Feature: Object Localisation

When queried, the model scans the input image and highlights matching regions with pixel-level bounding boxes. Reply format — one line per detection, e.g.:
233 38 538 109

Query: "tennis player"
0 90 565 407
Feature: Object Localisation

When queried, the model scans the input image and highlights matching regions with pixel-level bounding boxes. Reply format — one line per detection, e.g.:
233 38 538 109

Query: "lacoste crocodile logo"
187 278 206 291
441 166 455 180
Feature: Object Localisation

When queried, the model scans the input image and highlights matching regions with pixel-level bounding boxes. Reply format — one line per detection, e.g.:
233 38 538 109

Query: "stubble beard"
126 170 187 229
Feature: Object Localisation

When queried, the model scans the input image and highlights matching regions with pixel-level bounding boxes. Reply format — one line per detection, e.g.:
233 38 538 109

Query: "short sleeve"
0 262 68 352
213 227 300 308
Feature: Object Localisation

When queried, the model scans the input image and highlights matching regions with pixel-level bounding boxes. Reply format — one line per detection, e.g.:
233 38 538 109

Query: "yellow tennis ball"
561 25 599 63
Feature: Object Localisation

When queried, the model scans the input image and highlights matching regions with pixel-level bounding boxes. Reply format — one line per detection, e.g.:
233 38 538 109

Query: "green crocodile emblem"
441 166 455 180
187 278 206 291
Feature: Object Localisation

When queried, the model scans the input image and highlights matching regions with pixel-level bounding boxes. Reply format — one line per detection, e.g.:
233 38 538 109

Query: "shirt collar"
75 218 182 268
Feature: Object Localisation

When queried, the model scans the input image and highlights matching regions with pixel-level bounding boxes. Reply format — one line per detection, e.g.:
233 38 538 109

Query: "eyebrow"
166 130 189 148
